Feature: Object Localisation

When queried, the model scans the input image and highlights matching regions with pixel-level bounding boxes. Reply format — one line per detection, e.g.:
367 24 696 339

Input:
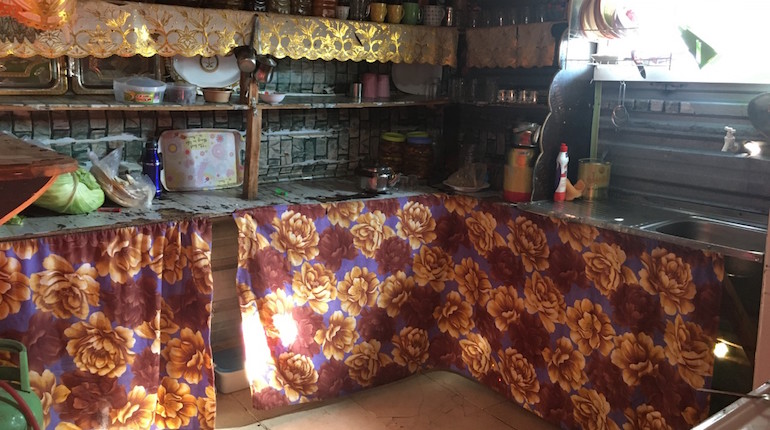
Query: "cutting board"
0 134 78 226
158 129 245 191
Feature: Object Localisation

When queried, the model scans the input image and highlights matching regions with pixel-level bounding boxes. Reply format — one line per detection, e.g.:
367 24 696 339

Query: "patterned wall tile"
2 56 446 184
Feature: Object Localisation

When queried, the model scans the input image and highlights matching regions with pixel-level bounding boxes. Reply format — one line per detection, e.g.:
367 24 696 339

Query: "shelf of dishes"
0 1 457 66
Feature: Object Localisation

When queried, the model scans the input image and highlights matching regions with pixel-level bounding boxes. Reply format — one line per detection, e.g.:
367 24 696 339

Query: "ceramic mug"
370 2 387 23
386 4 404 24
362 73 377 99
349 0 370 21
423 5 445 26
335 5 349 19
377 74 390 98
402 2 421 25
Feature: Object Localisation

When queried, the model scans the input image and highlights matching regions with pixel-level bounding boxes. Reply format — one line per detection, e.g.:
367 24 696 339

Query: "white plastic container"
213 347 249 393
114 77 166 104
165 83 198 104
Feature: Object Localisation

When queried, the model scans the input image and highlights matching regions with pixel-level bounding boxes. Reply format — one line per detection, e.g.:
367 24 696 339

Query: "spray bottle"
554 143 569 202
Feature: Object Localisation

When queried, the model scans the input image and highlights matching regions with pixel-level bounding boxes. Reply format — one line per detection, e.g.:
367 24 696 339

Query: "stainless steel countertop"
518 197 767 263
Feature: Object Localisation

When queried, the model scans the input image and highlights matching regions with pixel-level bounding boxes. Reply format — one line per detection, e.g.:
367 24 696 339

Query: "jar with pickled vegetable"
403 136 433 179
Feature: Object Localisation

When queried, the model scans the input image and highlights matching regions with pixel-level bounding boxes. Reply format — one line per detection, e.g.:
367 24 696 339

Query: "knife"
631 50 646 79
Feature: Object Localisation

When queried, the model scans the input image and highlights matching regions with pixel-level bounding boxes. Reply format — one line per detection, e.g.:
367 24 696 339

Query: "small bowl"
202 88 233 103
259 92 286 105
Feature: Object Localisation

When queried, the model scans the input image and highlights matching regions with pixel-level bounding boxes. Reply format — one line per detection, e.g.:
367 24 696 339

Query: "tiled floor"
215 370 559 430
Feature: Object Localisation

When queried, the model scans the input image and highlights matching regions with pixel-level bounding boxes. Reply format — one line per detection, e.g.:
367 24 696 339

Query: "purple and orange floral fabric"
0 218 215 429
234 194 724 430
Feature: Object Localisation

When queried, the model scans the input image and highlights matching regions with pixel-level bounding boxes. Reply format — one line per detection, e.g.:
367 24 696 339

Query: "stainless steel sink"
641 216 767 254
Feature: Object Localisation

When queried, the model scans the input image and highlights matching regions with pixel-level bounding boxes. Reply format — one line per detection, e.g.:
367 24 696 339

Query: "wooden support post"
243 79 261 200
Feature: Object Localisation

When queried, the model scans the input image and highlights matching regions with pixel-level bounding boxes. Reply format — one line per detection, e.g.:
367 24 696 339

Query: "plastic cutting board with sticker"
158 129 244 191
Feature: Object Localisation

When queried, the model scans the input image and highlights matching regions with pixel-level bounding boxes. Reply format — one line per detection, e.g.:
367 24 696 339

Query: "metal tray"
69 55 161 95
0 56 67 95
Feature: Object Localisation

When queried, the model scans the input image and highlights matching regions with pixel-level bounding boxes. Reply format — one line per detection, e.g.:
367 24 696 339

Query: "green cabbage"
33 167 105 214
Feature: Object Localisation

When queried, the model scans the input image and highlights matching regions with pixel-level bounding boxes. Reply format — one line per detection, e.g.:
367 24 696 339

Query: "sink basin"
641 216 767 254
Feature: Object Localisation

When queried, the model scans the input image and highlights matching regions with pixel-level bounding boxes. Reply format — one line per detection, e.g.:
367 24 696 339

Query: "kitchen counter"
0 177 443 241
520 197 768 263
3 179 766 265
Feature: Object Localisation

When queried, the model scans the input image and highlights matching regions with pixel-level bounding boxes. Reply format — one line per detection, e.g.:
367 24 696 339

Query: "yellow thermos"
503 145 536 202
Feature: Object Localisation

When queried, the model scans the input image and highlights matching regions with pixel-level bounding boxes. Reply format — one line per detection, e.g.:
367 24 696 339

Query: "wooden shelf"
258 95 450 110
0 94 450 112
0 95 250 112
460 102 550 110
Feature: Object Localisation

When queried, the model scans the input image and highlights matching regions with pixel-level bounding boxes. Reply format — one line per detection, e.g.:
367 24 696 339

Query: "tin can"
351 82 362 102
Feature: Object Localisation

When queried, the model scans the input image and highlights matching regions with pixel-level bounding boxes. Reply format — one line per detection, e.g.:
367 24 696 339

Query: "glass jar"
378 132 406 173
403 136 433 179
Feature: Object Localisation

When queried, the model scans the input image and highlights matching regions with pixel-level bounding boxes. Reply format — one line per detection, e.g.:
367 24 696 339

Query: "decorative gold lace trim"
0 1 457 66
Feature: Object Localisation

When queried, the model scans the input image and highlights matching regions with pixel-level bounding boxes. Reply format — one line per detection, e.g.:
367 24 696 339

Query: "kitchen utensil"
336 5 350 19
172 55 240 89
698 387 770 401
391 63 442 96
203 88 233 103
377 74 390 98
350 0 370 21
747 92 770 138
370 2 387 22
259 92 286 104
164 82 197 104
158 129 244 191
386 4 404 23
362 73 377 99
423 5 445 27
611 81 628 128
631 50 647 79
251 16 277 85
402 2 421 25
356 165 399 192
233 15 260 74
313 191 378 203
578 158 611 200
350 82 363 102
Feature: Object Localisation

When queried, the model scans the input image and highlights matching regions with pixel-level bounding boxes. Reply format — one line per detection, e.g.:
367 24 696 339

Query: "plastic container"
553 143 569 202
164 83 197 104
406 130 429 138
115 77 166 104
404 136 433 179
379 132 406 172
578 158 611 201
213 347 248 394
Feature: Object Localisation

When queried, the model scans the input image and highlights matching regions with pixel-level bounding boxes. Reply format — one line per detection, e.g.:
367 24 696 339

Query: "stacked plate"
578 0 638 40
170 55 240 89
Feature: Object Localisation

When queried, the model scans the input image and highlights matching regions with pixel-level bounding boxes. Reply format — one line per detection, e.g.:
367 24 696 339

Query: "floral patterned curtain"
234 194 724 430
0 218 216 429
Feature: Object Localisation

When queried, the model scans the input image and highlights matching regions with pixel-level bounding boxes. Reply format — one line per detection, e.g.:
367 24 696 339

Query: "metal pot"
255 55 277 84
356 165 399 193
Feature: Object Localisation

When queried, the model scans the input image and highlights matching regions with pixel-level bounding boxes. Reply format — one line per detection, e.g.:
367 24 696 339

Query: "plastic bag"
33 167 105 214
89 145 155 208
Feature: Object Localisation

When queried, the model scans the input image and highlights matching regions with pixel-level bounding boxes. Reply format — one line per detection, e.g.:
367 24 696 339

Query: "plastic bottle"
721 126 737 152
553 143 568 202
142 137 162 199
